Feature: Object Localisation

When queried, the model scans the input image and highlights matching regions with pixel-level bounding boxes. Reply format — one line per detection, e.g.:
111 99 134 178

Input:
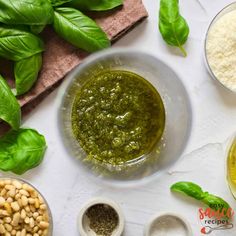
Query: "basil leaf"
68 0 123 11
50 0 73 7
0 75 21 130
53 7 110 52
30 25 46 34
171 182 204 200
0 128 47 175
0 0 53 25
171 182 232 214
202 194 231 212
14 53 42 96
159 0 189 56
0 25 44 61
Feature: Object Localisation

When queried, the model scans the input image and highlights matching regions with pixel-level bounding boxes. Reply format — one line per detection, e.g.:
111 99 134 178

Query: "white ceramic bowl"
204 2 236 93
78 197 125 236
59 48 192 184
144 212 192 236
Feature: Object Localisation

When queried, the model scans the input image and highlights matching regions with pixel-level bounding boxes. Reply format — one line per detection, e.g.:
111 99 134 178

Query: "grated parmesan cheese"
206 10 236 92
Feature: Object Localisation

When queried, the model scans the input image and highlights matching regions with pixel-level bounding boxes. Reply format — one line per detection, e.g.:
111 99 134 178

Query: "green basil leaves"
0 75 21 130
0 0 54 25
14 53 42 95
53 7 110 52
0 128 47 175
0 77 47 175
0 0 118 96
0 26 44 61
68 0 123 11
171 182 231 213
171 181 205 200
0 76 47 175
159 0 189 56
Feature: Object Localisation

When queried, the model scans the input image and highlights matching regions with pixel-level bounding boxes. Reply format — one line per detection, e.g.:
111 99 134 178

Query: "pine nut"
33 226 39 232
4 202 12 214
20 209 26 219
29 218 35 228
5 223 12 231
1 210 9 216
0 224 6 233
12 181 22 189
11 202 20 212
21 228 26 236
4 217 11 224
7 197 13 203
21 196 28 207
39 221 49 229
19 190 29 197
12 212 21 226
5 185 14 191
24 217 30 224
35 199 40 209
28 198 35 205
0 196 5 206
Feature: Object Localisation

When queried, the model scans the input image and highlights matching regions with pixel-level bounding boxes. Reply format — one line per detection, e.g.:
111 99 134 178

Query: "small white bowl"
78 197 125 236
144 212 192 236
204 2 236 93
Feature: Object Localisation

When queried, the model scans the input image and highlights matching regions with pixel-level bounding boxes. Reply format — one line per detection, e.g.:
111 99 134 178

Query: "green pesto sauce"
71 70 165 165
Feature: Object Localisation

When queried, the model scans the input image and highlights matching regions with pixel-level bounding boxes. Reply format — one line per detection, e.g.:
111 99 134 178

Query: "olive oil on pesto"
71 70 165 165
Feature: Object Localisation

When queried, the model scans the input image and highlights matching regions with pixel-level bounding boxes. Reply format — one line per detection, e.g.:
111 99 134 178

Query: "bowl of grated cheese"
205 2 236 93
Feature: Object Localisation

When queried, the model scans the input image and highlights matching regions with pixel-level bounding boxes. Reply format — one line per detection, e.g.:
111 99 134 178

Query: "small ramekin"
144 212 192 236
78 197 125 236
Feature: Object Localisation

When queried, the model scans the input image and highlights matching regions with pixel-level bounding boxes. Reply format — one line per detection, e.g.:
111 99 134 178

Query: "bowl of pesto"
59 49 192 183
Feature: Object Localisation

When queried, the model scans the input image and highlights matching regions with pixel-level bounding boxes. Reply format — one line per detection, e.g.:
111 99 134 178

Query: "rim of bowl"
78 197 125 236
144 212 192 236
0 177 53 235
204 2 236 94
58 48 193 187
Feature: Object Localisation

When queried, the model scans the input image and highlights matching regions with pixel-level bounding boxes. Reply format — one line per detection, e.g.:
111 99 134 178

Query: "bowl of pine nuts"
0 178 52 236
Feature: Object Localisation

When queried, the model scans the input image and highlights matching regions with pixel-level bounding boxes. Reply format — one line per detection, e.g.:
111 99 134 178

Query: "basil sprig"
171 182 231 213
0 75 21 130
159 0 189 56
0 128 47 175
0 0 54 25
53 7 110 52
0 76 47 175
68 0 123 11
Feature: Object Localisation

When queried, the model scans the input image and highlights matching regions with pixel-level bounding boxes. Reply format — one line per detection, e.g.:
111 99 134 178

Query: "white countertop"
5 0 236 235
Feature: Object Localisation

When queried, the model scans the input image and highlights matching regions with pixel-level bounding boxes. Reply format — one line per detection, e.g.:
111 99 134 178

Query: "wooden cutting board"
0 0 147 115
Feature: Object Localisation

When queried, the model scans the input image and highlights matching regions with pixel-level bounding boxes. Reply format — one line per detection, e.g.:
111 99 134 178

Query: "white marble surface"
4 0 236 235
